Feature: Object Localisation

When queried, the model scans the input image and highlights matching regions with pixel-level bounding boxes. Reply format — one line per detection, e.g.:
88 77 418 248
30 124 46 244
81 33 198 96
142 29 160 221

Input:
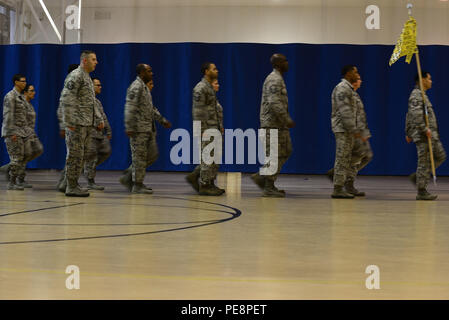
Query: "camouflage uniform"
258 69 293 185
406 86 446 190
124 77 169 184
347 91 373 182
84 98 112 180
331 79 357 187
22 100 44 169
190 77 223 187
1 88 33 181
60 66 101 189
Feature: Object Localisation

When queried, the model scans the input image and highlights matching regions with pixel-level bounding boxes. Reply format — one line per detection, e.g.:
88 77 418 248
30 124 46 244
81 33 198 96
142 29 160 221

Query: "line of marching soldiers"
1 51 445 200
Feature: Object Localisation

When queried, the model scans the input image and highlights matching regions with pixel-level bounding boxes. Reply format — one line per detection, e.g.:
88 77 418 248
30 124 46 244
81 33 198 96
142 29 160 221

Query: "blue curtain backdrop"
1 42 448 175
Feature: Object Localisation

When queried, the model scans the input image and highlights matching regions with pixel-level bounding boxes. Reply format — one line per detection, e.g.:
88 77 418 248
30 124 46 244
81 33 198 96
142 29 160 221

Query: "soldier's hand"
287 121 295 129
361 136 369 142
107 135 112 140
126 131 134 137
354 132 362 139
97 122 105 130
425 128 431 138
59 130 65 138
11 135 17 142
163 121 172 129
406 136 412 144
67 126 75 132
221 128 224 135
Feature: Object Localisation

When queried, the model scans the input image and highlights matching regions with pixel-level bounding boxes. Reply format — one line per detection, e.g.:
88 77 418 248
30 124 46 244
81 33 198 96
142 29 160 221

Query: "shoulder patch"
67 80 75 90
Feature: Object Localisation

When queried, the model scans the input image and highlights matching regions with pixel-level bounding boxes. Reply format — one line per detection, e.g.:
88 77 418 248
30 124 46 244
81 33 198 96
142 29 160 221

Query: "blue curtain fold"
1 42 448 175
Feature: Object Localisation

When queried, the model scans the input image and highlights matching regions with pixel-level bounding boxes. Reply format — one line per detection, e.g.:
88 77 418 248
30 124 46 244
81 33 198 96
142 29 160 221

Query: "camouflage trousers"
65 126 94 187
333 132 355 187
416 139 446 189
259 129 292 183
5 133 44 179
84 136 111 180
129 132 159 184
346 138 373 182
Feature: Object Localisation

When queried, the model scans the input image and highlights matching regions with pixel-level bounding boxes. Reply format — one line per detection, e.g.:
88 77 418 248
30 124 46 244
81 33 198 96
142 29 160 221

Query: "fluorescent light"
78 0 82 29
39 0 61 42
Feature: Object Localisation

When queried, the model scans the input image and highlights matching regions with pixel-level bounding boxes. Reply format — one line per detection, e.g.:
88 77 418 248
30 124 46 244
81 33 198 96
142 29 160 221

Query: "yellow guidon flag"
389 16 418 66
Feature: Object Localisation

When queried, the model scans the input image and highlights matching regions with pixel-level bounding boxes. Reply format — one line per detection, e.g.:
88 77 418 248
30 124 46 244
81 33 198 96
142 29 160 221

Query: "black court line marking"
0 203 84 218
0 196 241 245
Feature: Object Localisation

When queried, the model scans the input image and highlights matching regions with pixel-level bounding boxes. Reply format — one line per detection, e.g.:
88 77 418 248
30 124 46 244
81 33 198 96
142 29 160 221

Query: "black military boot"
87 178 105 190
262 179 285 198
416 188 437 201
331 186 354 199
7 176 24 191
344 179 365 196
185 170 200 192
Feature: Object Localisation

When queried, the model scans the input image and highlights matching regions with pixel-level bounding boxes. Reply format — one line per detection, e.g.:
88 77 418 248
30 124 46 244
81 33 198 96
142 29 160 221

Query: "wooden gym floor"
0 170 448 299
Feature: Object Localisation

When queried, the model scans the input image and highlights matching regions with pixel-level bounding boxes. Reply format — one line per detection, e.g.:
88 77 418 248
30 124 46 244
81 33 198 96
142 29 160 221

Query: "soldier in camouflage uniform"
83 77 112 190
60 51 104 197
330 65 361 199
1 83 44 188
56 64 80 192
326 75 373 196
186 78 224 194
250 54 295 197
405 71 446 200
1 74 33 190
120 64 171 194
185 62 225 196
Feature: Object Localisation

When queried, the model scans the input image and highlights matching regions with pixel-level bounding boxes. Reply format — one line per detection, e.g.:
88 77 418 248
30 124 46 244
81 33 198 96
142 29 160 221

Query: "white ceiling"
17 0 449 8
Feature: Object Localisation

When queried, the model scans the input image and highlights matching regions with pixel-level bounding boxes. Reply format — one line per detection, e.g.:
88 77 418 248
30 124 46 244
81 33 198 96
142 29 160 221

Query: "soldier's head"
415 71 432 91
12 74 26 92
23 84 36 101
137 64 153 83
201 62 218 81
80 50 98 73
342 65 359 83
352 76 362 91
146 79 154 91
92 77 102 95
212 79 219 92
271 54 288 74
67 64 79 74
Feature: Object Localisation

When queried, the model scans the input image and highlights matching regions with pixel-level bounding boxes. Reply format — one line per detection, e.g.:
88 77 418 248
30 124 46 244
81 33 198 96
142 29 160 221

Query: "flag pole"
408 3 437 185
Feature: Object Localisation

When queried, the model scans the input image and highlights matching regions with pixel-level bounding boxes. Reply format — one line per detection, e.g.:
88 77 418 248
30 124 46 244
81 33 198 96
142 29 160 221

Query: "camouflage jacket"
354 91 371 138
2 87 33 138
406 86 439 142
192 77 221 131
91 98 112 139
125 76 158 133
56 99 64 131
259 69 292 129
60 66 99 127
25 100 37 131
331 79 357 133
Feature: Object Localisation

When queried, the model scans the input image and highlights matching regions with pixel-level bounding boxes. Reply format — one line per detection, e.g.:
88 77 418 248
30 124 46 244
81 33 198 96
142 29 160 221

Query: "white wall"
21 2 449 45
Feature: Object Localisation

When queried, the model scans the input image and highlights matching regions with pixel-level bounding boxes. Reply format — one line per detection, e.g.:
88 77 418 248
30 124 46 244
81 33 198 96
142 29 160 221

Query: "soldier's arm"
217 103 224 132
124 84 140 133
192 86 208 126
56 100 65 131
266 79 293 127
2 94 18 137
335 86 356 133
101 107 112 137
61 73 81 128
408 94 427 134
93 99 105 129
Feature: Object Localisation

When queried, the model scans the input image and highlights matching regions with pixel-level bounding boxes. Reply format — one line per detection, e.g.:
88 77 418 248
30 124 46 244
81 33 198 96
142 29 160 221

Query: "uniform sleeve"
192 86 208 123
408 93 427 135
217 102 224 131
334 85 356 133
100 104 112 137
93 100 104 128
56 100 65 131
124 83 140 132
61 73 82 127
153 105 169 127
357 100 371 137
265 78 293 127
2 94 17 137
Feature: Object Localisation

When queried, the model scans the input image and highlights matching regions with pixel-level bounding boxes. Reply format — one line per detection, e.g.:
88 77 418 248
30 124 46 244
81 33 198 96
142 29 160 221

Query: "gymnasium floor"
0 171 448 299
